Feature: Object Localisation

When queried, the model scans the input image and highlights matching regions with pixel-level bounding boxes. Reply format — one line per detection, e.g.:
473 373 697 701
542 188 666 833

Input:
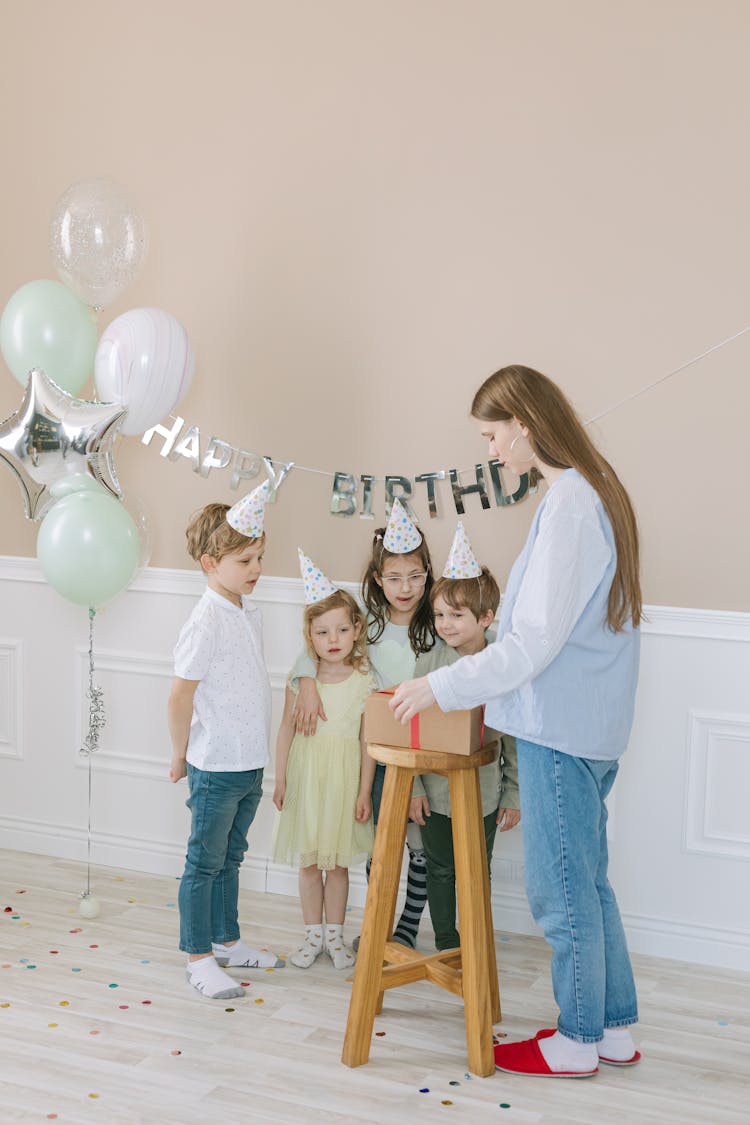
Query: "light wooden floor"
1 850 748 1125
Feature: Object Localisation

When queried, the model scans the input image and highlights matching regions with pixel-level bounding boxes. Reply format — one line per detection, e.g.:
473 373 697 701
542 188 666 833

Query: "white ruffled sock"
212 939 285 969
324 924 356 970
186 956 245 1000
289 924 324 969
538 1031 598 1073
600 1027 636 1061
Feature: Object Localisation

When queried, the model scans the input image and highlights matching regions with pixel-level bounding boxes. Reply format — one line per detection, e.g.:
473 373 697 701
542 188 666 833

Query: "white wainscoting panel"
0 638 23 760
1 556 749 970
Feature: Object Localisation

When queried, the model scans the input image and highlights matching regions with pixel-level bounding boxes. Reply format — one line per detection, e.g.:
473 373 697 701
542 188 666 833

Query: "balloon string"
80 607 105 897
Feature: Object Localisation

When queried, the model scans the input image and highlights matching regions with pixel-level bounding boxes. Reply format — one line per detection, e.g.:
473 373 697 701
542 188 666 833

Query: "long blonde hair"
472 365 642 630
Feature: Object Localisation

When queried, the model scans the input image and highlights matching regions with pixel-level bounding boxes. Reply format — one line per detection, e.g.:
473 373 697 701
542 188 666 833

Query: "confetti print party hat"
298 548 337 603
442 522 482 579
382 497 422 553
226 479 270 538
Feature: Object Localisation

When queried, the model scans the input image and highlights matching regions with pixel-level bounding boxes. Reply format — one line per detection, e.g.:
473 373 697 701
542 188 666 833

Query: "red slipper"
494 1033 598 1078
535 1027 641 1067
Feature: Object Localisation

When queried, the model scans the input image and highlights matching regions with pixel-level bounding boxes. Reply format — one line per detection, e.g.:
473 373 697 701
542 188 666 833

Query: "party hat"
226 479 269 538
442 522 482 579
298 548 337 604
383 497 422 553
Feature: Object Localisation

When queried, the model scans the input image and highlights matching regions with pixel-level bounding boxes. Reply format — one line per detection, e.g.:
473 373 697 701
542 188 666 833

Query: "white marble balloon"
94 307 195 436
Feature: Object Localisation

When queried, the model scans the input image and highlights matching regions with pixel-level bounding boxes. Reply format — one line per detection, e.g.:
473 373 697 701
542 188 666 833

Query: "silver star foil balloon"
0 368 126 519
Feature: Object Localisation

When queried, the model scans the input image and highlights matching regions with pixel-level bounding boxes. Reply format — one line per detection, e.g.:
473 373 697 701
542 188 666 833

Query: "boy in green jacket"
409 531 520 951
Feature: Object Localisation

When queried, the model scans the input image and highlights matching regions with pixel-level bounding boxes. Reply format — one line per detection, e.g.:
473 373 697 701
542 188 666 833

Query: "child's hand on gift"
409 795 431 826
355 790 372 823
273 779 286 811
496 806 521 831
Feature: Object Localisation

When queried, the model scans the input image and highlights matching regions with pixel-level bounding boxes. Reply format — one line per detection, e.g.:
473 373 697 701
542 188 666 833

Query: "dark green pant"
420 808 498 951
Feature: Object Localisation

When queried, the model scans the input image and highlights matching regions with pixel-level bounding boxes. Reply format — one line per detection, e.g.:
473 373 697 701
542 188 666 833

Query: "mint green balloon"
0 279 98 395
37 489 138 606
50 473 109 500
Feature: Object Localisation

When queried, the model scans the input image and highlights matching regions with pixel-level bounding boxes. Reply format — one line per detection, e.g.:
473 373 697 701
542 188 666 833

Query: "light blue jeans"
517 740 638 1043
178 764 264 955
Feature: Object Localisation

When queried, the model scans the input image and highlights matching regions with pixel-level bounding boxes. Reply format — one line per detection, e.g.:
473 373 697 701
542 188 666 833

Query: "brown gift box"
364 689 484 756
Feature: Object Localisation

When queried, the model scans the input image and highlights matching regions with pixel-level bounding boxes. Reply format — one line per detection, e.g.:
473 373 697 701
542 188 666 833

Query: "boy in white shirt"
168 487 283 1000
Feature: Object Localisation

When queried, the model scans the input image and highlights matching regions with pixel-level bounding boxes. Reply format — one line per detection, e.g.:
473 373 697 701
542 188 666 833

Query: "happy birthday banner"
141 414 538 520
142 321 750 522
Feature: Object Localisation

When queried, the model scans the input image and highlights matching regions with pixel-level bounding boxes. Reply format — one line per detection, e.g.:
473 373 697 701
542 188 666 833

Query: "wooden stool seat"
342 741 501 1077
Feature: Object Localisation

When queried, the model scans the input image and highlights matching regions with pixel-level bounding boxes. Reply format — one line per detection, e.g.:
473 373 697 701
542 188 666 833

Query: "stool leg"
449 769 494 1077
342 763 413 1067
480 825 501 1024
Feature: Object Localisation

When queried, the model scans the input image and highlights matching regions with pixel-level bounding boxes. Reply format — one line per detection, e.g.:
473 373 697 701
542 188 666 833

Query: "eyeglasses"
381 572 429 589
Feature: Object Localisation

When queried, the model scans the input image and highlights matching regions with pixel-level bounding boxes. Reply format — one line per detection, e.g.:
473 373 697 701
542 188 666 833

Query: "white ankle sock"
600 1027 636 1061
186 955 245 1000
289 924 324 969
538 1031 598 1073
324 924 356 971
212 939 285 969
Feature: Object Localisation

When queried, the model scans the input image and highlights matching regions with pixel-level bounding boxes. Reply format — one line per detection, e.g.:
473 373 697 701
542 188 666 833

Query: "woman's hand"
273 779 286 811
389 676 436 722
496 807 521 831
292 678 327 736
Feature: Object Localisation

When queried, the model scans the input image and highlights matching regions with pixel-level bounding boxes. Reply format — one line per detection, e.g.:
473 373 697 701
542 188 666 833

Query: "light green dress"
273 670 376 870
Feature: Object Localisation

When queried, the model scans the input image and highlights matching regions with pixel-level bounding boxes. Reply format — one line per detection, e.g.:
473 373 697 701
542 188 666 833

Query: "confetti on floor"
442 1100 453 1106
225 1008 235 1013
419 1087 430 1093
170 1050 182 1056
499 1104 511 1109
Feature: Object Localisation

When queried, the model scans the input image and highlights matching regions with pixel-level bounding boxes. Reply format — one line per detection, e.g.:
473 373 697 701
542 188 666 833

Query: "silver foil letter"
359 474 375 519
263 456 294 501
230 450 261 491
141 415 185 458
200 437 233 478
330 471 357 516
415 470 445 518
449 464 490 515
385 475 416 520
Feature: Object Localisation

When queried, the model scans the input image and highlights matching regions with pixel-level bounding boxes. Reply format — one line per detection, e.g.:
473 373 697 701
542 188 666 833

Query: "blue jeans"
178 764 264 955
517 740 638 1043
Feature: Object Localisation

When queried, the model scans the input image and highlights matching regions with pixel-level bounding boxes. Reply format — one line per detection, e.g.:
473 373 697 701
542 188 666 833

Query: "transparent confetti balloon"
49 177 149 309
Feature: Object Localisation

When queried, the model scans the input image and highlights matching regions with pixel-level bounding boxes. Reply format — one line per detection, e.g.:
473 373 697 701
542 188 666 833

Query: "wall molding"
0 637 23 760
3 555 750 636
684 709 750 861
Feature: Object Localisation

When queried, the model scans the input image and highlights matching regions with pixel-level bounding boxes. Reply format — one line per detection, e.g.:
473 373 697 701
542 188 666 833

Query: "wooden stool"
342 741 501 1077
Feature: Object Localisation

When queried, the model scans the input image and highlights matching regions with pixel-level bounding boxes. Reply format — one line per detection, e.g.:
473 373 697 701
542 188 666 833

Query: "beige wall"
1 0 749 609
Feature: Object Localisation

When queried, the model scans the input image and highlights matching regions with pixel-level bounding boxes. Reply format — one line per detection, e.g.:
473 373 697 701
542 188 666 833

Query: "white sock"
289 924 324 969
538 1031 598 1073
186 955 245 1000
212 940 285 969
324 924 356 971
600 1027 636 1061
